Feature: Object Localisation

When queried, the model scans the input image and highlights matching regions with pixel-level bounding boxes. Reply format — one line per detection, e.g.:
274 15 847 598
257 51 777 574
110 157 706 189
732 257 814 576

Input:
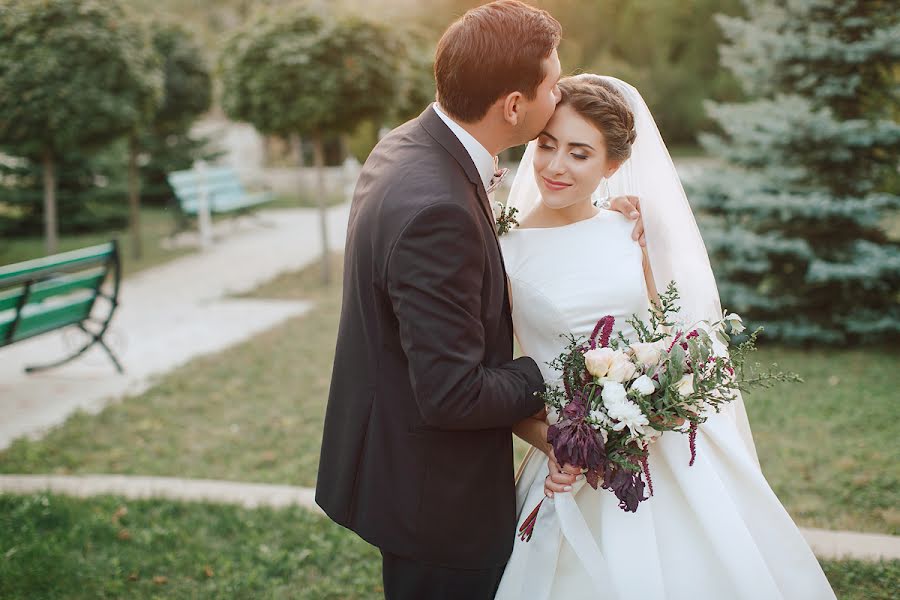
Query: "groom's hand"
610 195 646 247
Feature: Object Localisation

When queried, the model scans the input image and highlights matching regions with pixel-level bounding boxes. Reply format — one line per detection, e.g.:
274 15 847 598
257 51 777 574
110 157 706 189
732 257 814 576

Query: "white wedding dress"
495 211 836 600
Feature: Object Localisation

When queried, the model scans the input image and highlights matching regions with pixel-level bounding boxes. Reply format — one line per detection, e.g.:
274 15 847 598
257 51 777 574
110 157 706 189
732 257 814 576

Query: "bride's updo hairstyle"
557 75 637 165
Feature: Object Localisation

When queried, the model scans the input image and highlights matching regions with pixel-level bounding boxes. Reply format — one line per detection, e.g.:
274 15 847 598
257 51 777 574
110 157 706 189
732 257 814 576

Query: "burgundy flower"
589 315 615 349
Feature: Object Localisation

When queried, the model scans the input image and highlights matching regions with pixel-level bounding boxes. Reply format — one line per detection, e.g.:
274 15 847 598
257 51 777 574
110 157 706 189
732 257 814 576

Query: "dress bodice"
500 210 650 384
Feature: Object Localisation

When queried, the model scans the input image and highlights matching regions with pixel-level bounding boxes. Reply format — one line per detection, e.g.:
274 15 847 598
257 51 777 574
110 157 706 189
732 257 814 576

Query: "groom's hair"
434 0 561 123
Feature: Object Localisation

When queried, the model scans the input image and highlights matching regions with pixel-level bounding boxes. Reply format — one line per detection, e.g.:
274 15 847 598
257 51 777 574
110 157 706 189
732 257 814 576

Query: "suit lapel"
417 106 513 318
418 106 496 229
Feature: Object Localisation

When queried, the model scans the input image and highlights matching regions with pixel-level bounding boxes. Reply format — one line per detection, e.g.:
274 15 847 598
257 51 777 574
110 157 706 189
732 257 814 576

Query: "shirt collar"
432 103 495 192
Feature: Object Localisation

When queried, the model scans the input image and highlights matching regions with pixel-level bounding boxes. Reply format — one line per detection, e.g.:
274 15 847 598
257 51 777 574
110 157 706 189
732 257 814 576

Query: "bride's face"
532 104 614 210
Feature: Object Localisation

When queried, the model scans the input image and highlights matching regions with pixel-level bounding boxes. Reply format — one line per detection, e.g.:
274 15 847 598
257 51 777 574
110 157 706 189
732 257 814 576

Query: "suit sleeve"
387 201 546 430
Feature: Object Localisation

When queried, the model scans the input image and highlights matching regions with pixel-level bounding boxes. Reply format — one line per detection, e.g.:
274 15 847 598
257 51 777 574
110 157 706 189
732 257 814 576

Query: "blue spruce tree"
688 0 900 344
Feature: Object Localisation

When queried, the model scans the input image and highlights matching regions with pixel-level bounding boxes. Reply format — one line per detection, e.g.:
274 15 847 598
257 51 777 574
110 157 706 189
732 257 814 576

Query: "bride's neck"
528 199 598 227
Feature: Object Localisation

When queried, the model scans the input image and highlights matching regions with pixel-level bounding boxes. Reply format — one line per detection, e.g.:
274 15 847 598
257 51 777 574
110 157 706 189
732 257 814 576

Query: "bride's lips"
542 176 572 191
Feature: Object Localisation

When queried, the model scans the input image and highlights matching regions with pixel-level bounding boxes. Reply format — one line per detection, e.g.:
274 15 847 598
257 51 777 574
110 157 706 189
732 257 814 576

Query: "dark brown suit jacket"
316 106 545 569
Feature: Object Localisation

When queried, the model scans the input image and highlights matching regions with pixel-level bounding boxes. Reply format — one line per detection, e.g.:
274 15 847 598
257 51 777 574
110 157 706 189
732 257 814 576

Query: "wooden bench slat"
0 269 107 312
0 243 114 289
167 166 272 219
0 295 95 344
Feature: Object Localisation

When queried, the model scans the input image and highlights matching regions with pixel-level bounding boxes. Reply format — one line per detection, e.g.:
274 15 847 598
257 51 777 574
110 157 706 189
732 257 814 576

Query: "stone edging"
1 474 897 562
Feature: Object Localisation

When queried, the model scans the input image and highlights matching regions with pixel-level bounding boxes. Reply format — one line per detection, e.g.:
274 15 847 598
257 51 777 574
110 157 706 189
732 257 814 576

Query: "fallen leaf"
204 565 214 578
112 506 128 525
153 575 168 585
128 572 140 582
117 529 131 541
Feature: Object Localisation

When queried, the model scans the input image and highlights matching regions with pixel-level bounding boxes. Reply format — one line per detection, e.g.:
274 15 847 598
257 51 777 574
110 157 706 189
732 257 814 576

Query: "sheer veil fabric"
506 75 758 464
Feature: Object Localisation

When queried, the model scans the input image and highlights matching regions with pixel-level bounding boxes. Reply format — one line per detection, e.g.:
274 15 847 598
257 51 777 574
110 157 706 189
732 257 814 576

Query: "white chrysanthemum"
601 381 628 408
607 398 650 437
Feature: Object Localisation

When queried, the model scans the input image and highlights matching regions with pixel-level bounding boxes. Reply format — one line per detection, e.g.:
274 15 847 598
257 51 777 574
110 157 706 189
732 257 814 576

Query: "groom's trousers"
381 550 505 600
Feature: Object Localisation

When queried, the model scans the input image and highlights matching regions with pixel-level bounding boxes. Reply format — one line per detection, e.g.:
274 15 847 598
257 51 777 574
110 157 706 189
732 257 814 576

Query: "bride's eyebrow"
539 131 595 151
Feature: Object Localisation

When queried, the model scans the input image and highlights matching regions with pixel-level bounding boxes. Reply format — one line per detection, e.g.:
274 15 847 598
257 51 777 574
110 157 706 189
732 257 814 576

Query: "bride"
494 74 835 600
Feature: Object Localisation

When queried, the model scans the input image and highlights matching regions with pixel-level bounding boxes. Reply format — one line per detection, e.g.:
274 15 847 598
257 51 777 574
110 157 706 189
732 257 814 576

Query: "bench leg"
24 323 124 375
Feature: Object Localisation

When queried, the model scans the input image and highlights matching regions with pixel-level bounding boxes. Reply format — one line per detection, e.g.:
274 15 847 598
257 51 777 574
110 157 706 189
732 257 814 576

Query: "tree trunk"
128 136 143 260
311 131 330 286
290 133 305 168
42 150 58 255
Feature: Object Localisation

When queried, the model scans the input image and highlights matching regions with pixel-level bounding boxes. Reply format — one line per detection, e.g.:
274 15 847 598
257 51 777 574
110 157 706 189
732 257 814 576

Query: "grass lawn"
0 493 382 599
0 493 896 600
0 254 897 535
0 207 191 277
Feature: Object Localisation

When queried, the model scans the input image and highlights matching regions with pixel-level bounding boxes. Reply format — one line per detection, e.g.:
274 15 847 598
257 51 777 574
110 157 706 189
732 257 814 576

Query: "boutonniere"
493 201 519 236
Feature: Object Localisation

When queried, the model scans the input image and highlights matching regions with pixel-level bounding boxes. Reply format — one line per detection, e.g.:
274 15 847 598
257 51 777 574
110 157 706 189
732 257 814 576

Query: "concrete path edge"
1 474 897 562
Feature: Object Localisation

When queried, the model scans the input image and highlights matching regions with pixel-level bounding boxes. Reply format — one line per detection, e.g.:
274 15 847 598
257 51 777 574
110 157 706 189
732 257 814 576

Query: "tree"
0 0 162 254
688 0 900 344
221 4 405 284
137 21 216 213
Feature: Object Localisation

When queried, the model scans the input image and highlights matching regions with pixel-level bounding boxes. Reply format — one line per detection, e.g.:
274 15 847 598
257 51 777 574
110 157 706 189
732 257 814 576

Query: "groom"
317 2 643 598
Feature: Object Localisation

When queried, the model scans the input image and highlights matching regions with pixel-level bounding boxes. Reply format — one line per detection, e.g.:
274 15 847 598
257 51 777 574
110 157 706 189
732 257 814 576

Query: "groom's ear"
501 92 524 126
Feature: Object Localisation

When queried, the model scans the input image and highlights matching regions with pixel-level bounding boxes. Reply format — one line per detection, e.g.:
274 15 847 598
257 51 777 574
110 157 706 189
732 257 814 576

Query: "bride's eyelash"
538 143 555 151
572 154 588 160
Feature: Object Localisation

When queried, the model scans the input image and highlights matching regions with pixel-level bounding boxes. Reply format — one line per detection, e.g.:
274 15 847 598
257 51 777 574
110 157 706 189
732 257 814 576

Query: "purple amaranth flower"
640 455 654 497
688 421 698 466
589 315 615 349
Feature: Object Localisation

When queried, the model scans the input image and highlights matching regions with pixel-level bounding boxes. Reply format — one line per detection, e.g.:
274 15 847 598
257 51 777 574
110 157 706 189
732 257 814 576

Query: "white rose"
631 374 656 396
601 381 628 408
674 373 695 397
492 200 504 221
603 351 637 383
584 347 616 379
631 340 666 368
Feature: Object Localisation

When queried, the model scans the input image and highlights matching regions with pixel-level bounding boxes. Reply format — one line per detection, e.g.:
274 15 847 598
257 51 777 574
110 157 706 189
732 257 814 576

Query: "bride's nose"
548 151 566 175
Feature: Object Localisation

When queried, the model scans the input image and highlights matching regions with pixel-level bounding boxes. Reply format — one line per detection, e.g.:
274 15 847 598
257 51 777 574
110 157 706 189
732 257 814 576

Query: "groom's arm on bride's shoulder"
387 201 545 431
608 195 646 247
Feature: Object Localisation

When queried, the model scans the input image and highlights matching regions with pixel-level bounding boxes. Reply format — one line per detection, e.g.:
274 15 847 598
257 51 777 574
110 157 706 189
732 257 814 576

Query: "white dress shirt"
432 103 495 193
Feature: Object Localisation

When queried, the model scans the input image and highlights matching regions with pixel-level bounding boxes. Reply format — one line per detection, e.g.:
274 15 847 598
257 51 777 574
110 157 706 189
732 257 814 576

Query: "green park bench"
167 165 273 232
0 241 123 373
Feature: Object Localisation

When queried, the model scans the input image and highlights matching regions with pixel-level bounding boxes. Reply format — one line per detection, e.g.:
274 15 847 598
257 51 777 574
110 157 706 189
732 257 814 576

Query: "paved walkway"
0 204 350 450
1 474 897 562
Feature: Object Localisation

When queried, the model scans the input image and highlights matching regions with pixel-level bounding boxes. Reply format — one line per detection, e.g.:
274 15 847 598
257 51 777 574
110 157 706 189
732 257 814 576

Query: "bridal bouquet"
518 283 799 542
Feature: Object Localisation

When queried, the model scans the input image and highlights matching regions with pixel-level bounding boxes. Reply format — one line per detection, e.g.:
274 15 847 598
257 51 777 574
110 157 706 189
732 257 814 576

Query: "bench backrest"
168 167 247 214
0 242 118 346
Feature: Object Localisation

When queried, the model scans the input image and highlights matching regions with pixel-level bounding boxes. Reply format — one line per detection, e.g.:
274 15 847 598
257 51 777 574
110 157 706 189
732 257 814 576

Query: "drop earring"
592 178 611 209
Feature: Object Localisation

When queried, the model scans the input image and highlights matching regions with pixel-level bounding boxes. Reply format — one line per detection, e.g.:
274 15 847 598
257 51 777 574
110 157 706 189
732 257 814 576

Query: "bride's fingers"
547 458 577 486
544 474 571 496
632 218 646 246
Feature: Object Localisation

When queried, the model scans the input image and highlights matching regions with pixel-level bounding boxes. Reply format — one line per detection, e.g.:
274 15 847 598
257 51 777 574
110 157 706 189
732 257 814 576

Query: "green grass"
743 345 900 535
0 493 894 599
0 254 897 535
0 493 382 599
0 207 191 277
820 559 900 600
